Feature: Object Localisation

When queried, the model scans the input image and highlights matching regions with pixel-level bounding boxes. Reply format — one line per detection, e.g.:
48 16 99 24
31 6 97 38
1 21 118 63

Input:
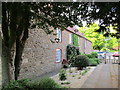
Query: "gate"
104 55 119 64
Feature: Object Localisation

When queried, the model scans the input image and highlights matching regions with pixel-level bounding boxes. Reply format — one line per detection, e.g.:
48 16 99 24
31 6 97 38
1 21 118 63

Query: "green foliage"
79 24 118 51
72 75 75 77
63 64 68 68
74 55 89 69
82 52 100 66
27 77 62 88
79 24 105 51
68 69 73 73
84 52 98 59
59 69 67 81
72 34 79 46
88 3 120 38
80 69 88 76
89 58 100 66
2 79 31 90
66 44 80 66
84 54 93 58
2 78 62 89
91 52 98 58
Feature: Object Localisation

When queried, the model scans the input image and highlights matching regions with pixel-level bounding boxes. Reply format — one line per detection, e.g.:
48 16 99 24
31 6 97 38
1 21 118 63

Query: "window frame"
55 49 62 63
56 28 62 42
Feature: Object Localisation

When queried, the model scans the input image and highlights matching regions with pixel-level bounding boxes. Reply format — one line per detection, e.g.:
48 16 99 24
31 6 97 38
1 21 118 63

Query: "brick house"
19 26 93 79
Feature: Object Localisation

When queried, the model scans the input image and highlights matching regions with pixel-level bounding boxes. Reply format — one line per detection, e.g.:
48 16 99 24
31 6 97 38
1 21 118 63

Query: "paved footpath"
81 63 119 88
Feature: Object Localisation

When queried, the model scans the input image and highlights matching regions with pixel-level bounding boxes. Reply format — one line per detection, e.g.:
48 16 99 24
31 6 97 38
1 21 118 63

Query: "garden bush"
59 68 67 81
89 58 100 66
84 54 93 58
2 79 31 90
91 52 98 58
74 55 89 69
2 77 62 89
94 58 101 64
27 77 62 88
89 58 98 66
66 44 80 66
84 52 98 59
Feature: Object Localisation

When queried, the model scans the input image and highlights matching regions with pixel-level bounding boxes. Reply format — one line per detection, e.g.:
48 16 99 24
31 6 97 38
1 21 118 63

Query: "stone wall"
19 28 70 79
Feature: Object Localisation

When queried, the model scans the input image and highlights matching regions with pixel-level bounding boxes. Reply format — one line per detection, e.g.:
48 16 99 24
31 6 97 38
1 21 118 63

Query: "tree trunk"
14 6 29 80
9 44 16 80
14 39 25 80
2 41 16 81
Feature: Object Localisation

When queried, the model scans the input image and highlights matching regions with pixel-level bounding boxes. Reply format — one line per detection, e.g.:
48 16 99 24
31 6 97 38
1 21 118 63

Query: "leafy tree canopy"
85 2 120 38
79 24 118 51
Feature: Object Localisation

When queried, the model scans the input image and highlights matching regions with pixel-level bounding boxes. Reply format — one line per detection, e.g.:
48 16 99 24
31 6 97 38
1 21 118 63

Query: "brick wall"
85 40 93 54
78 37 92 54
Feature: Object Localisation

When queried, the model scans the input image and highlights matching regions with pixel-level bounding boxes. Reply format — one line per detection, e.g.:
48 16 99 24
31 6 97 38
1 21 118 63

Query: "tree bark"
14 5 29 80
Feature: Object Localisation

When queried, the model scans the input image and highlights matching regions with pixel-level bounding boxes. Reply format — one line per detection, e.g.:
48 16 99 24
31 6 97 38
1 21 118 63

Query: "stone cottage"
18 26 93 79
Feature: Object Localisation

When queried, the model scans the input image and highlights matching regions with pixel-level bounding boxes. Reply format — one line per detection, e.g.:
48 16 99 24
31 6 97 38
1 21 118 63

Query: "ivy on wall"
72 34 79 46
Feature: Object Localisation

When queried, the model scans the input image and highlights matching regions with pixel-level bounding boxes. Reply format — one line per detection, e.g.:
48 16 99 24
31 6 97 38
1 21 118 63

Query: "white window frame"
56 49 61 62
69 33 72 44
56 28 62 42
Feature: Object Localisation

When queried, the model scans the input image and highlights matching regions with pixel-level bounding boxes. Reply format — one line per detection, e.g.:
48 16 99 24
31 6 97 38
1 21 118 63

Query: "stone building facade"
19 26 93 79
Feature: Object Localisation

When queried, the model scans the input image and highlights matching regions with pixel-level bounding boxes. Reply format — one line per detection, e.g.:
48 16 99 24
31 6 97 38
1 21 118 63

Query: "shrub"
66 44 80 66
2 79 31 90
74 55 89 69
80 69 88 76
89 58 100 66
84 54 93 58
27 77 62 88
26 77 62 89
59 69 67 81
68 69 73 73
94 58 101 64
2 78 62 89
72 75 75 77
84 52 98 59
63 64 68 68
91 52 98 58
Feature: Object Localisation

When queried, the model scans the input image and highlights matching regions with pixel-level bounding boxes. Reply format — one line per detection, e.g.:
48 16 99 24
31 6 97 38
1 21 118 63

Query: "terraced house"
18 26 93 79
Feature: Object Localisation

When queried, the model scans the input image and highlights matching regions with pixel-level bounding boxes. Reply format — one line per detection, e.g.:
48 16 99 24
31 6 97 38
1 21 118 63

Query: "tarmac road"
81 63 119 88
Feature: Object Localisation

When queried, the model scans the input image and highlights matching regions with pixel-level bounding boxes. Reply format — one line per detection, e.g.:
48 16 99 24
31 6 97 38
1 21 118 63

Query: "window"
56 49 61 62
56 28 62 42
69 33 72 44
